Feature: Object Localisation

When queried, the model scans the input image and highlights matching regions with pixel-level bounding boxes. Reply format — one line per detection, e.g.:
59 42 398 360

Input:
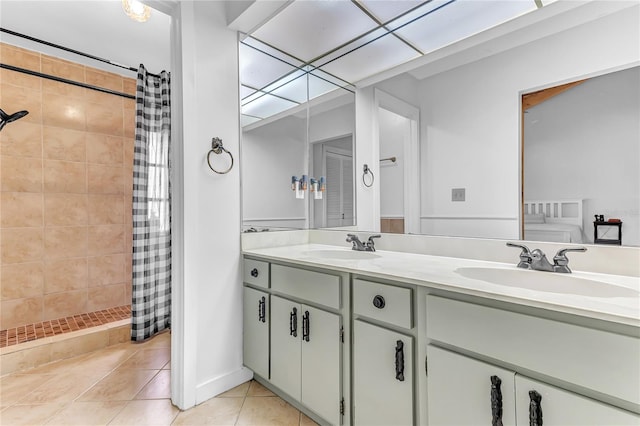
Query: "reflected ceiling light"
122 0 151 23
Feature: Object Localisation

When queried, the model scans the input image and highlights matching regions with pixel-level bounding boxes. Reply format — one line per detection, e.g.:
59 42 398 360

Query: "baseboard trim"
195 366 254 405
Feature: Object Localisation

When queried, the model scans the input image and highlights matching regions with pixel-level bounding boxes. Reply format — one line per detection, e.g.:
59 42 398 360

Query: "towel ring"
362 164 374 187
207 137 234 174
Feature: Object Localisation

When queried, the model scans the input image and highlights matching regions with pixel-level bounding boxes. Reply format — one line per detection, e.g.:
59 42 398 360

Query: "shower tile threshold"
1 306 133 376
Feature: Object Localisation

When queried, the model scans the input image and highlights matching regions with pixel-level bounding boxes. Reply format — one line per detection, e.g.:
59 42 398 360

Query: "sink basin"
455 267 639 298
303 249 380 260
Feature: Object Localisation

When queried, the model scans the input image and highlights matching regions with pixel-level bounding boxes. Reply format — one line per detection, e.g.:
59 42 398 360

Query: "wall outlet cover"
452 188 465 202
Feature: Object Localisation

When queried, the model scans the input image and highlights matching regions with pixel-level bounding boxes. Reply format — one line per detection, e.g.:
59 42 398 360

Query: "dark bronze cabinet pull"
529 390 543 426
395 340 405 381
373 295 385 309
289 307 297 337
250 268 259 277
258 296 266 323
302 310 310 342
490 375 503 426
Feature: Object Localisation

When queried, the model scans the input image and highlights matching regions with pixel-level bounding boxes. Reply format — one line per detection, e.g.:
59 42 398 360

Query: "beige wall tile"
86 134 123 165
88 254 125 286
44 257 88 294
1 192 43 227
0 121 42 158
85 89 123 110
42 78 86 99
43 159 87 193
123 107 136 139
88 163 123 194
1 227 43 264
43 226 87 260
42 96 86 131
43 289 87 320
0 44 41 89
0 345 51 376
0 67 42 91
0 155 42 192
86 68 123 92
108 325 130 346
1 297 43 329
86 102 124 136
43 126 86 161
41 55 84 81
88 225 124 256
88 283 125 311
1 262 44 300
0 83 42 125
48 331 110 364
44 193 88 226
88 194 124 225
123 79 137 96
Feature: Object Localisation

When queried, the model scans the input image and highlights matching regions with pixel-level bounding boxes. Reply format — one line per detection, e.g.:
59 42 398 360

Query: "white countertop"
243 243 640 328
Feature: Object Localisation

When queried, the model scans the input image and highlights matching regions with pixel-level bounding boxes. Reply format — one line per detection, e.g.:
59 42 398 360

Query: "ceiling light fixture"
122 0 151 23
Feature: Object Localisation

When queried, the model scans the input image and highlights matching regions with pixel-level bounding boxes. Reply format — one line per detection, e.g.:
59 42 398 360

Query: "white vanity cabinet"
426 294 640 426
243 259 348 425
242 259 270 380
352 278 415 426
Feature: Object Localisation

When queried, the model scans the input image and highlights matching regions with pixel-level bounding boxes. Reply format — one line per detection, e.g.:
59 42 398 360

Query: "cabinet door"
426 345 516 426
353 319 413 426
270 295 301 400
243 287 269 379
301 305 342 426
515 375 640 426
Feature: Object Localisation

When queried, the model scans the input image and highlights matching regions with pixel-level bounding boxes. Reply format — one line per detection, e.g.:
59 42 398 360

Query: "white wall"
242 116 307 229
172 1 251 410
418 5 639 239
379 108 407 218
524 67 640 246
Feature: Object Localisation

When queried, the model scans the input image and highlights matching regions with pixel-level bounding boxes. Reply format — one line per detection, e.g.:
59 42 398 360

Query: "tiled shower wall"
0 43 135 330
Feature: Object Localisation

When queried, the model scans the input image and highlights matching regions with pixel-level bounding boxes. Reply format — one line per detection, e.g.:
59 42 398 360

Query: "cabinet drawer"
353 279 412 329
243 259 269 288
271 264 341 309
427 295 640 407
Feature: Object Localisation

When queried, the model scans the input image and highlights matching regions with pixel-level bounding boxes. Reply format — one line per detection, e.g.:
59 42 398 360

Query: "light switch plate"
452 188 465 202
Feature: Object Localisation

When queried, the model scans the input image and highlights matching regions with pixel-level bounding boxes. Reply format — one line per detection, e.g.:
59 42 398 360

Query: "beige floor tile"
44 401 126 425
236 396 301 426
0 402 65 425
246 380 275 397
135 370 170 400
300 412 320 426
134 331 170 349
107 399 179 425
171 397 243 426
162 360 170 370
217 380 250 398
78 368 158 402
0 373 56 407
118 347 170 370
16 371 105 404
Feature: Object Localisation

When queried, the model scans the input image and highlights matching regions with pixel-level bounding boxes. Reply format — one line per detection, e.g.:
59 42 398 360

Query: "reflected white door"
326 149 354 227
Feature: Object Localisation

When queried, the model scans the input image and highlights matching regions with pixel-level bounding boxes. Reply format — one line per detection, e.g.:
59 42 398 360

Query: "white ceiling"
0 1 172 77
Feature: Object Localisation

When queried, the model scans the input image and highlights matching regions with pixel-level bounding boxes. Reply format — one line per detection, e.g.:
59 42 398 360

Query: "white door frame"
374 88 420 234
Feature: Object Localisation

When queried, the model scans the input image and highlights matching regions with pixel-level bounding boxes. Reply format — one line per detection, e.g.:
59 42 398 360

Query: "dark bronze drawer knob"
373 295 385 309
250 268 259 278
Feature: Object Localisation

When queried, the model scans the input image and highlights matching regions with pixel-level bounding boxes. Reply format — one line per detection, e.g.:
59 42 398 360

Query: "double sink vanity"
241 232 640 425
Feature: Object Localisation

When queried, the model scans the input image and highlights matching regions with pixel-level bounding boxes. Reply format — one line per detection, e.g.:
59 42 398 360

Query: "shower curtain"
131 64 172 341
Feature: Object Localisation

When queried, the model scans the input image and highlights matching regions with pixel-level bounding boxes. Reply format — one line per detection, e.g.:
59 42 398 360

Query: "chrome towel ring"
207 137 234 174
362 164 374 187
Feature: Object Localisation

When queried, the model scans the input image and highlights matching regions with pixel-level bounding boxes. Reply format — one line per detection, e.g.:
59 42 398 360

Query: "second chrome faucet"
347 234 381 252
507 242 586 273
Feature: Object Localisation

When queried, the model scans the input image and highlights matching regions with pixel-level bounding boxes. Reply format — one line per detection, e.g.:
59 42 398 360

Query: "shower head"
0 108 29 132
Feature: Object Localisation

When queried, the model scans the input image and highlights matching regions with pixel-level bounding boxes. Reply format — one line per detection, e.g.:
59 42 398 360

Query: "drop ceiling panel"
267 70 308 104
251 0 380 62
391 0 538 54
239 43 301 90
241 85 256 100
314 29 420 84
241 93 298 120
359 0 430 24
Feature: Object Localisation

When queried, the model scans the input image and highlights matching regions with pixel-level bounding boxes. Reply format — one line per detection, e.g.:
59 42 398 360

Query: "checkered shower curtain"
131 64 171 341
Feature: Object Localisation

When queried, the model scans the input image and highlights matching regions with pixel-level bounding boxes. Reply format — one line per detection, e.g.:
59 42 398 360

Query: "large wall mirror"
238 1 639 247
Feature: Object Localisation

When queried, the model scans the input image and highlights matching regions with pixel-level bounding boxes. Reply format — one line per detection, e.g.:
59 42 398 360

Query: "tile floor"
0 331 318 425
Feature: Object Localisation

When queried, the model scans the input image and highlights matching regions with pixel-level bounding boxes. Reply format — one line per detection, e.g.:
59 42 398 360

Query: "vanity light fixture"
122 0 151 23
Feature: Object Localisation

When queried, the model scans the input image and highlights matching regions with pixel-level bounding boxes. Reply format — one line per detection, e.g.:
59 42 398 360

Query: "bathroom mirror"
522 66 639 247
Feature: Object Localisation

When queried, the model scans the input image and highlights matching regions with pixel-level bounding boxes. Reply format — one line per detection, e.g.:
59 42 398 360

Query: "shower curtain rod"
0 63 135 100
0 27 161 78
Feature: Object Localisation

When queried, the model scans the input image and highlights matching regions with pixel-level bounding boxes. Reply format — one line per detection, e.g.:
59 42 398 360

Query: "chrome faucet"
347 234 381 252
506 242 586 273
